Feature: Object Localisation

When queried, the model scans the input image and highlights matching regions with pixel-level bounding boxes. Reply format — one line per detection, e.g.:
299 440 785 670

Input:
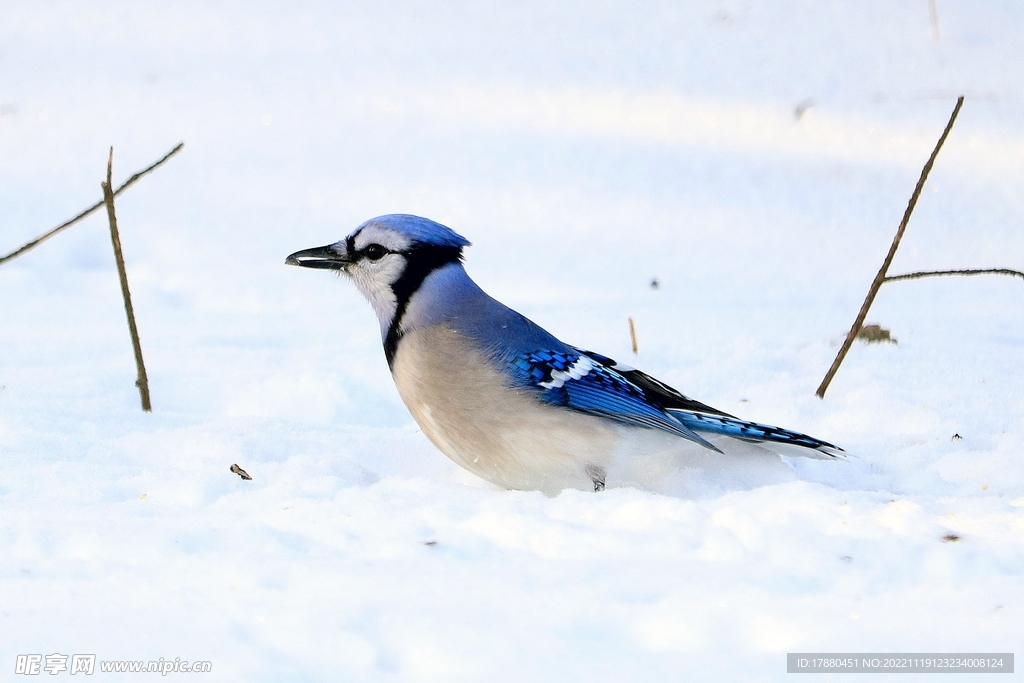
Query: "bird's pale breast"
390 325 619 493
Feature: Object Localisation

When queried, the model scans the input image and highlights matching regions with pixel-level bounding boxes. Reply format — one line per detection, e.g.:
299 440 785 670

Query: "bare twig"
0 142 183 266
628 317 638 354
1 203 105 266
102 148 152 412
816 96 964 398
885 268 1024 283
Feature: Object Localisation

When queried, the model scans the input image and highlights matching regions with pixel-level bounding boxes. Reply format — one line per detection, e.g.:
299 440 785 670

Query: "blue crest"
354 214 471 249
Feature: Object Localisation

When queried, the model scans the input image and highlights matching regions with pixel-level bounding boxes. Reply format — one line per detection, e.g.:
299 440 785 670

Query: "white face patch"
338 223 418 331
347 252 406 329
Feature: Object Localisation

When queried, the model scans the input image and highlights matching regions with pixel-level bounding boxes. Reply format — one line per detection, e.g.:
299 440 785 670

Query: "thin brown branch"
816 96 964 398
0 142 184 266
102 147 152 413
0 201 104 266
628 317 638 355
884 268 1024 283
113 142 184 197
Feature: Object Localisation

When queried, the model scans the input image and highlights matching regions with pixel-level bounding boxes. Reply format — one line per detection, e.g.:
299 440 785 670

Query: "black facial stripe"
353 244 393 262
347 241 399 262
383 245 464 368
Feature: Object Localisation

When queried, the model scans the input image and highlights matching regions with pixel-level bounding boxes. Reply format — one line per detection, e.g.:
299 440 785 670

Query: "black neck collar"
384 246 464 368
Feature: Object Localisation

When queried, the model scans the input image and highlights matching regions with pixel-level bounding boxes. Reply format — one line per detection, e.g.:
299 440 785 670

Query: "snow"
1 1 1023 680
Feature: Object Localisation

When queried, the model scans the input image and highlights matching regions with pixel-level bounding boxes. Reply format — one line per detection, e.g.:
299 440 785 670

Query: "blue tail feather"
667 410 845 459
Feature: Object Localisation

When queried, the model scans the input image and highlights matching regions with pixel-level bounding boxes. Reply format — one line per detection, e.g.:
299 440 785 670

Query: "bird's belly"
391 326 619 493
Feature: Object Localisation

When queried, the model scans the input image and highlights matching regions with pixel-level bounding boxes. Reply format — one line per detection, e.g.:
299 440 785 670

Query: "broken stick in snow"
815 97 964 399
102 148 152 412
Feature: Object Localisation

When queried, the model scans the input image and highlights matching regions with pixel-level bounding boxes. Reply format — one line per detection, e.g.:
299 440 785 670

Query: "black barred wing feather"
508 348 844 459
581 350 845 458
509 349 721 452
578 350 735 418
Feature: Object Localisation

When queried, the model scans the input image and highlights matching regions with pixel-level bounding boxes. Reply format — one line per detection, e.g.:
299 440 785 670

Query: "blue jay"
287 214 843 494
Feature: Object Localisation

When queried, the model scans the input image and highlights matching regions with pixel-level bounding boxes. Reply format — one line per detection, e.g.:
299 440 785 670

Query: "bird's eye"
363 244 387 261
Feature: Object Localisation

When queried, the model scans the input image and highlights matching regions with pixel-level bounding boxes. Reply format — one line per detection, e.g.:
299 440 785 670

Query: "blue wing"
582 351 843 458
507 349 722 452
507 348 844 458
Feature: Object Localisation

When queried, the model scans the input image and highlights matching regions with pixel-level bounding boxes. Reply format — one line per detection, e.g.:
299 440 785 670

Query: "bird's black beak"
285 244 352 270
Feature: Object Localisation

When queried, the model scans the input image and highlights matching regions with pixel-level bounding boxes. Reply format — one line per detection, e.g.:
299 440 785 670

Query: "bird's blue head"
286 214 473 346
286 214 470 271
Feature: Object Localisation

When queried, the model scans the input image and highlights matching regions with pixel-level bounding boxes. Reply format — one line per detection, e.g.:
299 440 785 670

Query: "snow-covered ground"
2 2 1023 680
